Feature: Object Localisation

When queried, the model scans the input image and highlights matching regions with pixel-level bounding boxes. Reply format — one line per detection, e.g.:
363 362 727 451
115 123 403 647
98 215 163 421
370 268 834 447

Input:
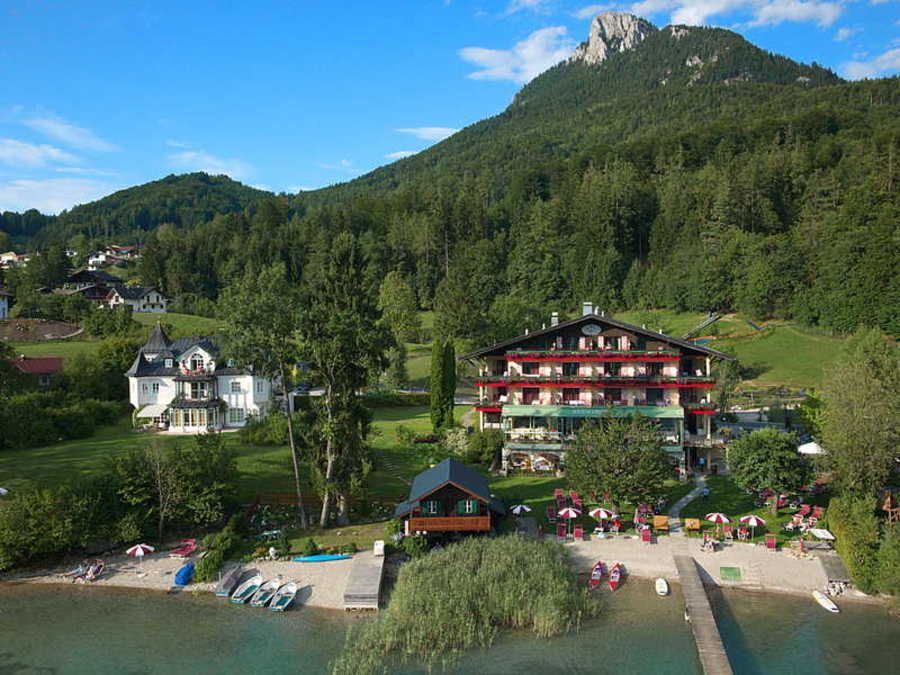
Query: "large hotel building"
461 303 733 476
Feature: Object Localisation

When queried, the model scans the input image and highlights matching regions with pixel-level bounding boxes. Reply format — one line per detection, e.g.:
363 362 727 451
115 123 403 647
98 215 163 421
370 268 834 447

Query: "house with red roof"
9 355 64 387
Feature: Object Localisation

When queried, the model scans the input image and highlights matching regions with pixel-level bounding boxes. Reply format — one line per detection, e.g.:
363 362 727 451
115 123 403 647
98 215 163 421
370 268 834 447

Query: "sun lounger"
798 504 811 516
573 525 584 541
611 519 621 534
556 523 567 543
546 504 557 523
641 528 652 544
569 490 579 501
554 488 564 498
169 539 198 558
812 506 825 519
738 526 749 541
653 515 669 533
765 535 777 552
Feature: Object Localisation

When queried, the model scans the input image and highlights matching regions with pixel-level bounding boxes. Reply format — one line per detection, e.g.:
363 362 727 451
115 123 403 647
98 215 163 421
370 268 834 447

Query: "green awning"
502 405 684 419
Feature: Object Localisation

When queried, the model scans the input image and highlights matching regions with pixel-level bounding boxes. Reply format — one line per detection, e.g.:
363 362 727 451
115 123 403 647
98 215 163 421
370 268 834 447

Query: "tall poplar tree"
430 338 447 432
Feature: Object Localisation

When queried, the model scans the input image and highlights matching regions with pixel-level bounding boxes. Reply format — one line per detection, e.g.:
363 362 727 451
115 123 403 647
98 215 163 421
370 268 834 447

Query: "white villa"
107 285 170 313
126 323 272 432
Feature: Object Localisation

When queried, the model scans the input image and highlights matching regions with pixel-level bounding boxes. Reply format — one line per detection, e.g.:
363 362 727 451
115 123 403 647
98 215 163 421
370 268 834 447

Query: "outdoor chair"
569 490 579 501
554 488 564 498
812 506 825 519
807 516 818 528
573 525 584 541
738 527 749 541
653 515 669 534
546 505 557 523
684 518 701 535
611 520 621 535
556 523 567 543
798 504 811 517
724 525 734 542
765 535 778 552
641 528 653 544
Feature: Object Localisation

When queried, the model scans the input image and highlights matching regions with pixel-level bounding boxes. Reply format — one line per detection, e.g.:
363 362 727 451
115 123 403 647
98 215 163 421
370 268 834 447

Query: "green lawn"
133 312 222 337
613 309 708 337
9 340 101 358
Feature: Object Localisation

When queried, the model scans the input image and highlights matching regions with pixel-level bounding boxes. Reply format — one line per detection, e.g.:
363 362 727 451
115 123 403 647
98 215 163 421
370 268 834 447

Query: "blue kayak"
290 554 351 562
174 562 195 586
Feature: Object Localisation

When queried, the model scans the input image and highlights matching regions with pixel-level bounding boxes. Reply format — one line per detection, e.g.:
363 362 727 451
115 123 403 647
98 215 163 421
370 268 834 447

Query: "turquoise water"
1 582 898 674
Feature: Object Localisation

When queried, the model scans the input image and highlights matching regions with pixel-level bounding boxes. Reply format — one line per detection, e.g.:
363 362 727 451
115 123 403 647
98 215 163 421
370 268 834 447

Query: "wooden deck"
407 516 490 532
343 551 385 611
673 555 734 675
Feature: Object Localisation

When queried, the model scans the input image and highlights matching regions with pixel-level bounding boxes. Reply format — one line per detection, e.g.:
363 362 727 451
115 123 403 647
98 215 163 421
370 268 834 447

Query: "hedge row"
0 392 125 449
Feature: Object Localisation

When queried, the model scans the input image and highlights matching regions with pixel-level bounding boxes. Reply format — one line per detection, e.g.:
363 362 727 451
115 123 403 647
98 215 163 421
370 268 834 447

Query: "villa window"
457 499 478 515
190 382 208 400
142 383 149 393
190 354 205 371
255 380 264 393
230 381 241 393
164 359 173 368
228 408 245 425
422 500 442 516
152 382 159 393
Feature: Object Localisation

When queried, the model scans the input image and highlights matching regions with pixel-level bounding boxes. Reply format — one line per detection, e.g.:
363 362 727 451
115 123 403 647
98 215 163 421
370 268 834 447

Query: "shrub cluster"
363 390 430 408
829 496 889 594
0 392 125 449
195 513 247 582
331 536 598 675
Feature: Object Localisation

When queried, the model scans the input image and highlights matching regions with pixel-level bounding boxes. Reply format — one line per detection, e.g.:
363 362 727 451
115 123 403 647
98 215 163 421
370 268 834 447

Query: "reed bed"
331 535 598 674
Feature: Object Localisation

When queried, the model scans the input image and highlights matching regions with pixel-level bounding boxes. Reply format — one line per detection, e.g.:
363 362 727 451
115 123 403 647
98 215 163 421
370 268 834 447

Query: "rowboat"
214 565 246 597
270 581 299 612
813 590 839 613
290 554 351 562
588 561 605 590
250 577 283 607
655 578 669 596
608 563 622 591
230 573 263 604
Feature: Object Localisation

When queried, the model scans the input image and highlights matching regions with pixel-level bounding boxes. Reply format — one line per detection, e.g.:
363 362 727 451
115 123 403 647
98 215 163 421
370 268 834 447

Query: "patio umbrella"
739 514 767 539
589 507 616 520
126 543 155 566
510 504 532 516
0 487 8 496
558 507 581 536
705 512 730 537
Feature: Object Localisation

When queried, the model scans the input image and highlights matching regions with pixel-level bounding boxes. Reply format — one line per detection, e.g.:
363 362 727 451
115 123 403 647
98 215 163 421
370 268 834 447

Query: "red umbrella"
705 512 730 537
558 507 581 519
739 514 766 539
126 543 155 566
589 507 616 520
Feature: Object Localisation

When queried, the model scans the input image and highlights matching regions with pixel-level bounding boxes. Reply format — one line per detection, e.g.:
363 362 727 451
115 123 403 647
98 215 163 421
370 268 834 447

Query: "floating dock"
673 554 734 675
343 551 385 611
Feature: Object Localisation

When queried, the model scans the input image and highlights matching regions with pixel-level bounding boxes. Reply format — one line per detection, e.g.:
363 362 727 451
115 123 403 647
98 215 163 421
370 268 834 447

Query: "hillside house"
107 285 169 313
0 287 10 319
9 356 64 387
394 458 505 536
126 323 273 433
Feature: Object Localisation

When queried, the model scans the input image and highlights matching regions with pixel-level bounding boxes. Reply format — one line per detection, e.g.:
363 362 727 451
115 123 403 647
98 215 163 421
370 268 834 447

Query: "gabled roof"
459 312 734 361
111 285 159 300
67 269 123 284
394 458 505 518
10 356 63 375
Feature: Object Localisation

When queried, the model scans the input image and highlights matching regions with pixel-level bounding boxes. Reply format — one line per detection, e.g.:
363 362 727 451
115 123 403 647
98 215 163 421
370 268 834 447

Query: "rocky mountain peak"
570 12 657 65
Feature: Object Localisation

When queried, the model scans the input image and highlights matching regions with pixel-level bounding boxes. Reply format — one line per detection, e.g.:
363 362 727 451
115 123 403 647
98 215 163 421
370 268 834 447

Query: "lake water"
1 582 899 674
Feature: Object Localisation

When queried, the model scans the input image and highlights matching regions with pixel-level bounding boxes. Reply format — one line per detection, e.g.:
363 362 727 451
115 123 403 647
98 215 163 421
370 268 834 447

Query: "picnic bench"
684 518 701 534
653 515 669 533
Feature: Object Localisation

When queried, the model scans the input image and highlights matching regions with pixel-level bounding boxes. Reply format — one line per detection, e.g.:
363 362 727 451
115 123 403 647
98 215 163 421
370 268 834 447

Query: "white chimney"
550 312 559 326
525 328 529 335
581 301 593 316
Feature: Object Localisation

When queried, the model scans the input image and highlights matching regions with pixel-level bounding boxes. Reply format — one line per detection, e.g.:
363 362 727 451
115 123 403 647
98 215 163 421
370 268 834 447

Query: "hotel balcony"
473 374 715 388
682 401 718 414
504 349 679 362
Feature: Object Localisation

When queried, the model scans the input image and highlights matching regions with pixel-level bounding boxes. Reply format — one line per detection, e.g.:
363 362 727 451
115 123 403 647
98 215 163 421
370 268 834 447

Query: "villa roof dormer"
141 322 172 357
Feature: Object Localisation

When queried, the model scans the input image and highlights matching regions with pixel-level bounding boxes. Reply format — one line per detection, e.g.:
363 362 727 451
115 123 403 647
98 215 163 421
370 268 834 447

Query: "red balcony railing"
504 349 679 362
474 375 715 388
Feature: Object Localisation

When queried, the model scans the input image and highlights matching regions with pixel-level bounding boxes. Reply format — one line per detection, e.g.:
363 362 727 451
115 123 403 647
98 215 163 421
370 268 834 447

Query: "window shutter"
457 500 466 515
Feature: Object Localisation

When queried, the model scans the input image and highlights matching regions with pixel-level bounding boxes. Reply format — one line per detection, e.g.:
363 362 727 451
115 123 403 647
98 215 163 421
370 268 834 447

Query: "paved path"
674 555 734 675
668 475 707 536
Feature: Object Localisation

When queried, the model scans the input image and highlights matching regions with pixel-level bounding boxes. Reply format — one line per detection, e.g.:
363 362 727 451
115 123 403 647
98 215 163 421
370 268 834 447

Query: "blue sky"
1 0 898 214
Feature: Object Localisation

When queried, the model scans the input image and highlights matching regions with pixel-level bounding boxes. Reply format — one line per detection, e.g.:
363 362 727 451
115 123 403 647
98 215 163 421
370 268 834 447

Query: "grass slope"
133 312 222 337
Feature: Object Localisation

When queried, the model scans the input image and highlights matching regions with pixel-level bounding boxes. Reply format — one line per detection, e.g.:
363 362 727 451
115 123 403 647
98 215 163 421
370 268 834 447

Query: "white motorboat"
230 573 263 604
655 578 669 596
250 576 283 607
813 590 839 613
215 565 247 597
270 581 299 612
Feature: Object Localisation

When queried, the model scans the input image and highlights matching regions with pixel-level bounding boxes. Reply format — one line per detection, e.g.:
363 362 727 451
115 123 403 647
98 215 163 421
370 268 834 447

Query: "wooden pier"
673 555 734 675
343 551 385 611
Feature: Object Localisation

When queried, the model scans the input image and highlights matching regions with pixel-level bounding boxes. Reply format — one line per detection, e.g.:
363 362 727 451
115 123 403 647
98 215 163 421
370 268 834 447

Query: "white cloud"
628 0 843 28
396 127 459 141
841 47 900 79
250 184 273 192
0 178 115 214
23 116 118 151
505 0 555 14
165 139 190 148
168 149 251 179
318 159 361 174
571 4 611 19
745 0 843 28
834 26 859 41
54 167 116 176
384 150 418 159
459 26 575 83
0 138 79 168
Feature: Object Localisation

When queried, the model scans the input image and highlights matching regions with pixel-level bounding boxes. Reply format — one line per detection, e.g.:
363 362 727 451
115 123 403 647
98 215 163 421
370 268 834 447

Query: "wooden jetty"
673 555 733 675
343 551 385 611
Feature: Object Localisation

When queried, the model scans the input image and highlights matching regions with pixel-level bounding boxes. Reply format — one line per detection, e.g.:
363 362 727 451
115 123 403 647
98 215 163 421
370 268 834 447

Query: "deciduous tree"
726 428 811 514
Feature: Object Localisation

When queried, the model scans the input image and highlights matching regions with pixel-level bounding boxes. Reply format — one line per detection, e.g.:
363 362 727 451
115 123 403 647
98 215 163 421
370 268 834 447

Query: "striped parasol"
126 543 155 566
589 507 617 520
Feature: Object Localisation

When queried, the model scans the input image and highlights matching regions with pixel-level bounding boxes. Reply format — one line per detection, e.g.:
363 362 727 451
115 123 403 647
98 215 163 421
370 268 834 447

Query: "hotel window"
522 387 539 404
422 500 442 516
562 362 578 376
563 388 579 403
606 363 620 377
565 336 579 350
522 362 539 375
649 363 663 377
230 381 241 393
228 408 245 425
457 499 478 515
606 337 620 350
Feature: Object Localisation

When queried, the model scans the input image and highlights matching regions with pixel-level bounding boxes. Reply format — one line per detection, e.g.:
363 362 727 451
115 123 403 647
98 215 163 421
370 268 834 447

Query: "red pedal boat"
588 561 605 590
608 563 622 591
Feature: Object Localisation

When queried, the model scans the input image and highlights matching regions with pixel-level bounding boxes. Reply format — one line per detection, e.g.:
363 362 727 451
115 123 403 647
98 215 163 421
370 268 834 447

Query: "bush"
298 537 319 557
195 548 225 582
338 542 358 554
876 524 900 596
467 428 504 468
363 390 430 407
401 534 430 559
442 427 469 456
829 496 882 593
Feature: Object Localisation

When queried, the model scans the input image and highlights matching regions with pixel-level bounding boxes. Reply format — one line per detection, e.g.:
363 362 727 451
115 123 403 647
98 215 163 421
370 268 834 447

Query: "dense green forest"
3 24 898 339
